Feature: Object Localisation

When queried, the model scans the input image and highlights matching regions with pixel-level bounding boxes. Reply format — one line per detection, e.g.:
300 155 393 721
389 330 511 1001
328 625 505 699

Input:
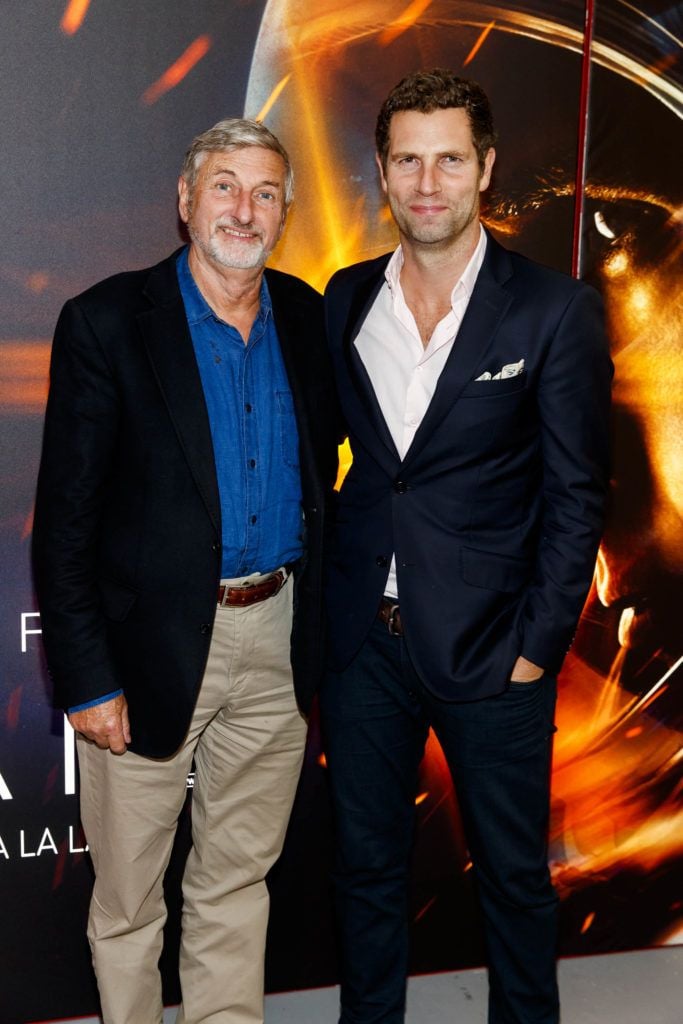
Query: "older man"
33 118 339 1024
322 71 612 1023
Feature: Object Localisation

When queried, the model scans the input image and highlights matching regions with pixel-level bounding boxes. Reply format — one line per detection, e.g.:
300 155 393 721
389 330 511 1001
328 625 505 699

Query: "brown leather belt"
217 568 289 608
378 596 403 636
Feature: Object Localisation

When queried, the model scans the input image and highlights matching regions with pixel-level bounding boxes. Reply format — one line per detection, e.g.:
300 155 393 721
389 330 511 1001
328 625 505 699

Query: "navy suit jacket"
324 233 612 700
33 250 340 756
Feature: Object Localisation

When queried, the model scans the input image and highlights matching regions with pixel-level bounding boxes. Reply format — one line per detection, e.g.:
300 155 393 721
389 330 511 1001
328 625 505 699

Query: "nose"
417 162 440 196
233 190 255 224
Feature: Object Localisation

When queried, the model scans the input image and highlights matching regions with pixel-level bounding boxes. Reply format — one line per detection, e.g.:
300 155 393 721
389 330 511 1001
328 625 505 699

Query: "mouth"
217 224 260 242
409 204 448 215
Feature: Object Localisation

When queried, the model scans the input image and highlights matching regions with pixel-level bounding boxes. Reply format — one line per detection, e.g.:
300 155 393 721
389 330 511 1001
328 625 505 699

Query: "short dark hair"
375 69 497 173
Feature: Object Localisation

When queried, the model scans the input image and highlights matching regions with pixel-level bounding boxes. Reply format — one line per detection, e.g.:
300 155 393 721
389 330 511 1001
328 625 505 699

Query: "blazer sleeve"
32 298 123 709
518 283 613 672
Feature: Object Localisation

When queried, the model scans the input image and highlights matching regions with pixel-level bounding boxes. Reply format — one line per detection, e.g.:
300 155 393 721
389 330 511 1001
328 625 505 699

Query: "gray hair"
181 118 294 206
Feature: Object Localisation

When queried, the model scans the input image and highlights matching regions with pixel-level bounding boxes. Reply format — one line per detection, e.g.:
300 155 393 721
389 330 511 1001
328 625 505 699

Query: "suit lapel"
264 270 313 458
339 259 401 471
402 237 514 469
139 254 221 533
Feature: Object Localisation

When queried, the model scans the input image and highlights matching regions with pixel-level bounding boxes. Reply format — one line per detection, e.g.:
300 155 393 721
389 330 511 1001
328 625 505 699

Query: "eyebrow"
391 149 469 160
209 168 282 190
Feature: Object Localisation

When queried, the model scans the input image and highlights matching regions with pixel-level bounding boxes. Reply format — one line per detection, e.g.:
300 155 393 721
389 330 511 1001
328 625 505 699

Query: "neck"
399 220 481 297
188 245 264 335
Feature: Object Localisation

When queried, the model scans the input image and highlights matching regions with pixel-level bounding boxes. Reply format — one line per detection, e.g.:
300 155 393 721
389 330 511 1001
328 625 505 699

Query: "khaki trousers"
77 575 307 1024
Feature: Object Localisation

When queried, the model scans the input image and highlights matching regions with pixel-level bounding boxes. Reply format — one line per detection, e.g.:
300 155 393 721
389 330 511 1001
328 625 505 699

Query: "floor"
34 946 682 1024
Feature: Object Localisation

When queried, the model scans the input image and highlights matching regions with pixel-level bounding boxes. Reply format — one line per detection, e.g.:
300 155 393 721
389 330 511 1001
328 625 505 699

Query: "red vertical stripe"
572 0 596 278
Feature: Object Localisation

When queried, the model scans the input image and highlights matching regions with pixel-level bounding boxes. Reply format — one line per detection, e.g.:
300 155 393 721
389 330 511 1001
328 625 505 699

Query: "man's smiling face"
179 146 287 271
378 107 494 254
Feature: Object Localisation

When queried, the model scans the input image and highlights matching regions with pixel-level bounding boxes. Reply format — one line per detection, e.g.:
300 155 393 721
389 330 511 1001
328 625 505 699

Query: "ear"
178 175 191 224
479 148 496 193
375 152 388 195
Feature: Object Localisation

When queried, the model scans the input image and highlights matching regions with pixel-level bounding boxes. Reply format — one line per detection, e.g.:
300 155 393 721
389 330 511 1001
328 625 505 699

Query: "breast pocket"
460 370 528 398
276 390 300 470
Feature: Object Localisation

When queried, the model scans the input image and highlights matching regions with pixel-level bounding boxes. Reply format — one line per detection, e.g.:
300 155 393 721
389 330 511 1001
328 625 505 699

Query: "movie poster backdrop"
0 2 680 1021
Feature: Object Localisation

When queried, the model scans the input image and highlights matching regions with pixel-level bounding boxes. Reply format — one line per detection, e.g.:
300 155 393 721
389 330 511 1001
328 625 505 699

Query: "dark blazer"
324 232 612 701
33 249 340 757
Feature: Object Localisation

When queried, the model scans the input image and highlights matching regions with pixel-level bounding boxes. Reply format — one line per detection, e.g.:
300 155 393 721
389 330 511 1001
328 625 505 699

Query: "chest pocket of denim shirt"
276 390 300 469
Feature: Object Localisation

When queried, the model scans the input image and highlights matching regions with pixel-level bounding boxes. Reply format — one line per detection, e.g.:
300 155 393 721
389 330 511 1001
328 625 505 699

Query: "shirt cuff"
68 689 123 714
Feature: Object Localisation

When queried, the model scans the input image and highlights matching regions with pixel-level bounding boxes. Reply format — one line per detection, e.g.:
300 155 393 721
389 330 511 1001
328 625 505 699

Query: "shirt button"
245 403 252 413
249 459 256 468
251 515 257 524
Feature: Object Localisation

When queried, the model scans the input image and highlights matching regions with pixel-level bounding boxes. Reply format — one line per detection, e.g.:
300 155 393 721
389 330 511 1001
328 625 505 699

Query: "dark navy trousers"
320 619 559 1024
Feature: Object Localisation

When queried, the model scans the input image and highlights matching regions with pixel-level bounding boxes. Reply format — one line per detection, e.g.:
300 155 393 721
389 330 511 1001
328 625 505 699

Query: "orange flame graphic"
378 0 435 47
142 35 212 106
60 0 92 36
463 21 496 66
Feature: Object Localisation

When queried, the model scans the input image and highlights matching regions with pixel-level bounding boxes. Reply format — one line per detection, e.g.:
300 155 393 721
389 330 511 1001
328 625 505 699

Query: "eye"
441 154 463 165
216 181 233 193
255 191 276 202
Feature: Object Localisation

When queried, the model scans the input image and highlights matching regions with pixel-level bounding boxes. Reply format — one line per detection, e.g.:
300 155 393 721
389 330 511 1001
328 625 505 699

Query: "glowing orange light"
603 250 630 277
6 686 22 730
60 0 92 35
463 21 496 67
378 0 434 46
414 896 436 922
625 727 644 739
0 341 50 413
463 860 473 872
640 685 668 711
335 439 353 490
415 791 429 806
141 36 212 106
317 753 327 768
580 912 596 934
26 272 51 295
255 74 292 123
22 507 34 542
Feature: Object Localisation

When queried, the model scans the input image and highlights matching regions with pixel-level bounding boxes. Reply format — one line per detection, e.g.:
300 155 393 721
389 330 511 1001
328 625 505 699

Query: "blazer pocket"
460 371 527 398
461 547 530 593
98 579 138 622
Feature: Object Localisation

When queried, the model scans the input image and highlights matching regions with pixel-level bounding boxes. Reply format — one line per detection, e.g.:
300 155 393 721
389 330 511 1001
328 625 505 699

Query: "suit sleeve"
32 298 123 709
518 283 612 673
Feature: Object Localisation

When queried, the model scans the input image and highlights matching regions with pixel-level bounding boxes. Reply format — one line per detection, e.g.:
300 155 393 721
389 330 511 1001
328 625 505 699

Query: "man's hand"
510 655 545 683
68 694 131 754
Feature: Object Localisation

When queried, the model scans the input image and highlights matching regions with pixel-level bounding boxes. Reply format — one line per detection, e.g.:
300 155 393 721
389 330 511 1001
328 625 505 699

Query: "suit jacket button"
212 542 222 552
376 556 388 567
200 623 211 635
394 480 408 494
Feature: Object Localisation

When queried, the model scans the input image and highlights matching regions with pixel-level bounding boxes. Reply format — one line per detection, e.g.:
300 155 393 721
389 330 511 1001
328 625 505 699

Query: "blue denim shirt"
176 247 303 577
68 249 303 713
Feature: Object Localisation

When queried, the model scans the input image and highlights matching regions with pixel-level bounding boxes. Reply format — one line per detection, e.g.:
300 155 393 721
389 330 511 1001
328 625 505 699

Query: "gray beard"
189 223 269 270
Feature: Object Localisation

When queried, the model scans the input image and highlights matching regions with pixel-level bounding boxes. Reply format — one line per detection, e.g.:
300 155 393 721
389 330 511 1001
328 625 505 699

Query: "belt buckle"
387 603 401 636
220 575 260 607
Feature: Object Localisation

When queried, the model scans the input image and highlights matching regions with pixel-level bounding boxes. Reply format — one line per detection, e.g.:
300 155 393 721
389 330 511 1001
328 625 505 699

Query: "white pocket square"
475 358 525 381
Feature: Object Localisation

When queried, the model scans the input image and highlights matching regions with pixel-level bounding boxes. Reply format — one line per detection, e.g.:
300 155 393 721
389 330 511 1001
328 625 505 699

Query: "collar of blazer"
331 230 515 472
136 248 319 532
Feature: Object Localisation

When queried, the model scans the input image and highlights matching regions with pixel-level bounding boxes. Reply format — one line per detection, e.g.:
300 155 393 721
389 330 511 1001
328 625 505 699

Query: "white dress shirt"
355 225 487 599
